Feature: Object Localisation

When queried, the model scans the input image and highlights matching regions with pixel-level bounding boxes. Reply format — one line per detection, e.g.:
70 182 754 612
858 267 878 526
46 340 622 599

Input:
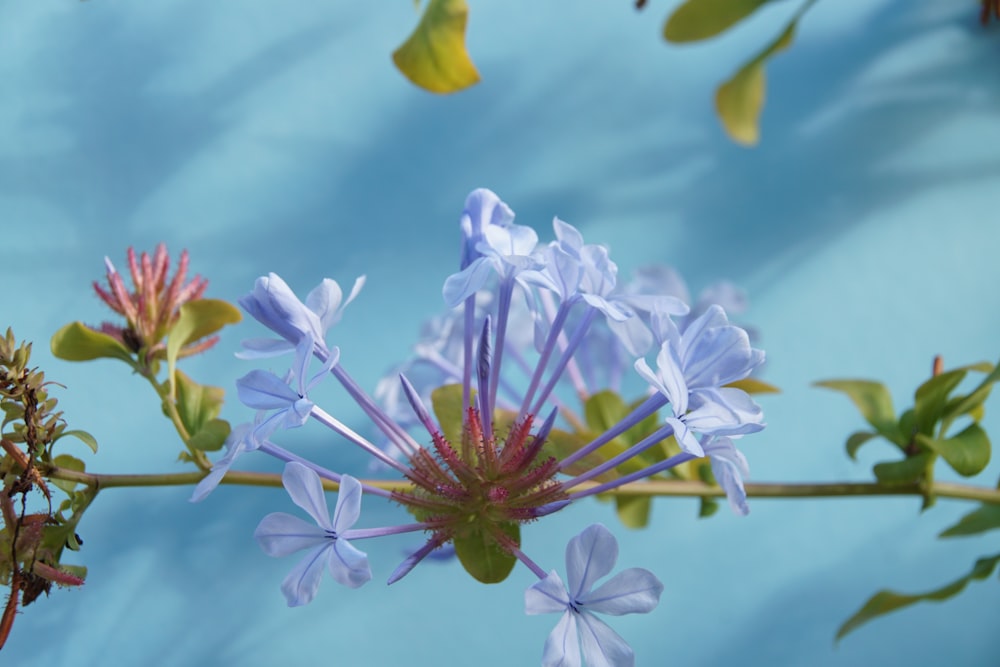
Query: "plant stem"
43 465 1000 504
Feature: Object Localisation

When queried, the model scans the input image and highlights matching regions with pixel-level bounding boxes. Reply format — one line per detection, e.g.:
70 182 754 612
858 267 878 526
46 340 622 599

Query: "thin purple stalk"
560 422 675 490
518 298 572 420
343 523 431 540
258 441 393 499
488 277 515 413
308 405 413 477
557 393 668 470
330 364 420 457
566 451 698 500
507 542 548 580
477 316 494 437
529 308 598 415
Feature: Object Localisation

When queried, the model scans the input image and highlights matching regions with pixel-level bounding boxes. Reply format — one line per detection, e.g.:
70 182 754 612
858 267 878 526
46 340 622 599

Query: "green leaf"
664 0 773 43
815 380 902 445
913 370 967 435
453 521 519 584
50 322 133 364
699 496 720 518
615 495 652 529
173 370 226 439
725 377 781 394
836 553 1000 641
392 0 480 94
845 431 878 460
50 453 85 494
56 429 99 454
584 391 629 434
916 423 991 477
942 384 992 426
430 383 467 448
714 15 798 146
188 418 231 452
166 299 242 393
872 452 933 485
940 503 1000 538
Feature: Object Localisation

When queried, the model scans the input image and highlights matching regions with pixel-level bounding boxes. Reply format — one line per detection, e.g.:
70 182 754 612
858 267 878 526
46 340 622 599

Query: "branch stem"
42 465 1000 504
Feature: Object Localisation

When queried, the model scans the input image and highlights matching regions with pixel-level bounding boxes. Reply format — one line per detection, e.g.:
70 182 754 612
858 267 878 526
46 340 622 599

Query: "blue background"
3 0 1000 664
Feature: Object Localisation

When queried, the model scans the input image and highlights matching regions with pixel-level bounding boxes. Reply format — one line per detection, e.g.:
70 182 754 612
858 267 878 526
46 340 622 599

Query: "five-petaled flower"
526 524 663 667
254 462 372 606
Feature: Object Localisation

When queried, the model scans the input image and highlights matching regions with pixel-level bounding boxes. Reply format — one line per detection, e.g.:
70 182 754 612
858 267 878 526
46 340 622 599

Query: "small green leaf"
698 496 720 518
916 423 991 477
714 16 797 146
815 380 902 445
166 299 242 392
392 0 480 94
836 553 1000 641
50 322 132 364
430 383 467 448
940 503 1000 538
872 452 933 485
726 377 781 394
845 431 878 460
664 0 773 43
50 453 85 494
584 391 629 434
56 429 99 454
173 370 226 438
615 495 652 529
188 418 231 452
453 521 519 584
914 370 966 435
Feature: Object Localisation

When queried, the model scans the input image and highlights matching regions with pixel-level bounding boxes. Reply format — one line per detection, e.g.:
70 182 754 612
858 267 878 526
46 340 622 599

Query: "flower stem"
41 464 1000 504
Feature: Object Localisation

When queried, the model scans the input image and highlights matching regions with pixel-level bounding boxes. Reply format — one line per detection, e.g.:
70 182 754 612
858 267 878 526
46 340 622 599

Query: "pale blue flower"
635 305 764 419
703 436 751 515
255 462 371 606
238 272 364 358
526 524 663 667
190 419 260 502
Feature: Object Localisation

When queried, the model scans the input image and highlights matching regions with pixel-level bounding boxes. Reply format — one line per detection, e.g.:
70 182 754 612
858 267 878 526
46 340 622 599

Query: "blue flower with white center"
525 524 663 667
255 462 372 606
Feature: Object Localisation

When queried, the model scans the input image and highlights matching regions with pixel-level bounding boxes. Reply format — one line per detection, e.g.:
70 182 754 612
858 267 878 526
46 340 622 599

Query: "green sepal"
50 321 133 364
836 553 1000 641
664 0 773 43
50 454 85 494
55 429 99 454
166 299 242 393
815 379 902 445
915 423 990 477
392 0 480 94
845 431 878 460
172 369 226 442
453 521 519 584
939 502 1000 538
188 418 231 452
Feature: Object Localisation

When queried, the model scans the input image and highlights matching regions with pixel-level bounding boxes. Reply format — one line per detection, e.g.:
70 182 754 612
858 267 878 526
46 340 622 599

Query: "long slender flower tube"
210 189 766 666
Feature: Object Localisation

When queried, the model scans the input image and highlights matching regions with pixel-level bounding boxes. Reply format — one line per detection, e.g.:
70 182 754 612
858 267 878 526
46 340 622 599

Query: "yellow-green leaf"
166 299 242 395
454 521 519 584
50 322 133 364
726 377 781 394
664 0 772 44
715 13 798 146
836 553 1000 641
392 0 480 94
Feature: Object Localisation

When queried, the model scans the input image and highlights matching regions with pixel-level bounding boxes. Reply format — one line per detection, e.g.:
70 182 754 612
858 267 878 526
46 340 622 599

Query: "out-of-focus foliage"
818 359 1000 640
393 0 479 94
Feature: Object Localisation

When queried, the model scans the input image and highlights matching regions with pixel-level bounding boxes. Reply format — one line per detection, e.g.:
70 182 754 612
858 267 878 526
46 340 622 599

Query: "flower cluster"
196 189 765 666
91 244 212 366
